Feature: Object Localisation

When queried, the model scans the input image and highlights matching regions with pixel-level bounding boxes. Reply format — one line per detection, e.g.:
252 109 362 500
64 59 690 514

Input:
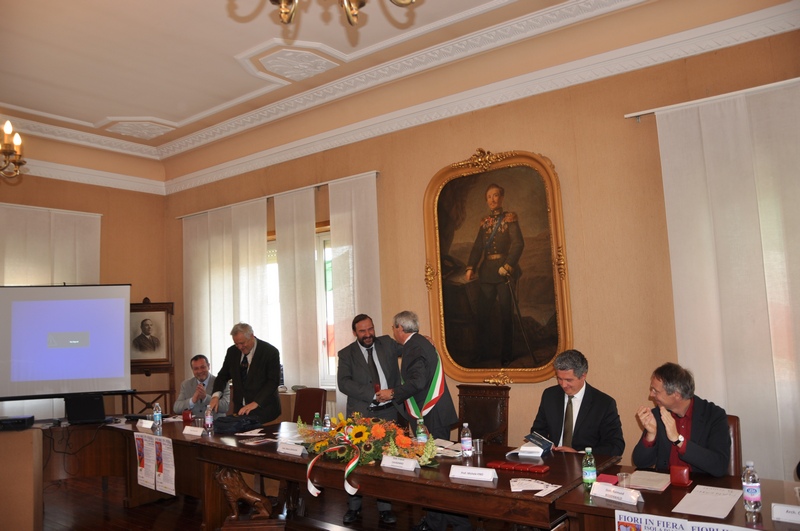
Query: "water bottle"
323 413 332 432
204 405 214 434
741 461 762 512
416 418 429 443
460 422 473 457
582 447 597 488
152 402 162 429
312 412 322 431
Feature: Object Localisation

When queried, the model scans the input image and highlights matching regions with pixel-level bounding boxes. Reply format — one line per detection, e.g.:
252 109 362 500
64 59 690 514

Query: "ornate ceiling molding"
18 1 800 195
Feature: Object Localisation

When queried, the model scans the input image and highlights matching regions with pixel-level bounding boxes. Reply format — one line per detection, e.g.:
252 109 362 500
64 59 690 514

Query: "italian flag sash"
404 350 445 419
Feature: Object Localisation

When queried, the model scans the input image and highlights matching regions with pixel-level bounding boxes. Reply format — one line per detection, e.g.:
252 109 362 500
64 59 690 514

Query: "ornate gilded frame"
423 149 572 384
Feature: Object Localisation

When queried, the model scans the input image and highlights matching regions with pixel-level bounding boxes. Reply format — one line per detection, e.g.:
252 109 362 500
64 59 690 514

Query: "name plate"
772 503 800 523
137 419 154 429
381 455 419 471
590 481 643 505
449 465 498 482
183 426 205 436
277 442 306 456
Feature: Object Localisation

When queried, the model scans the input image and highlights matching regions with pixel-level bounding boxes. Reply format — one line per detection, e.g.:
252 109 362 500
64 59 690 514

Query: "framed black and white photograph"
130 301 173 368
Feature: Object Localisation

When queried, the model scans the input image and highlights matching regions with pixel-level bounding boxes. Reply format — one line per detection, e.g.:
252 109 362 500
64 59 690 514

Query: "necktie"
366 347 381 393
240 354 249 383
563 395 574 448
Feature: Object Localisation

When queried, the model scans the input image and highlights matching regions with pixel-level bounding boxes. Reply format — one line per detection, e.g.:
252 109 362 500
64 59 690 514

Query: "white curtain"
274 188 318 387
657 79 800 480
329 172 382 412
0 203 101 418
182 198 272 373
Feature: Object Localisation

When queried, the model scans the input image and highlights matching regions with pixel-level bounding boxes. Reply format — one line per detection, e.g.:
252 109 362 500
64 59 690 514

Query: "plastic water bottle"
461 422 473 457
582 447 597 488
416 418 429 443
323 413 332 432
741 461 762 512
152 402 162 429
204 405 214 434
312 412 322 431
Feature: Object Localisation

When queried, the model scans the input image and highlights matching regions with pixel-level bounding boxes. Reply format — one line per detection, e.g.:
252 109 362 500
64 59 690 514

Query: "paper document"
671 485 741 519
506 442 544 458
628 471 671 491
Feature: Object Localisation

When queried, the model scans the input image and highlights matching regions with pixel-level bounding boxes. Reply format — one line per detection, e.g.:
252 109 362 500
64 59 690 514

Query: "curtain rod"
176 170 378 220
624 76 800 120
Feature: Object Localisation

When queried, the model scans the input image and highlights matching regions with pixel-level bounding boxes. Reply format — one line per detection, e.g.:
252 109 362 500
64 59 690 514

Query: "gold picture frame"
130 301 174 368
423 149 572 384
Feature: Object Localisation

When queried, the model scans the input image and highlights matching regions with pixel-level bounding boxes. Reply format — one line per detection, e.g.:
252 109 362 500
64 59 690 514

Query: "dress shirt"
361 343 389 403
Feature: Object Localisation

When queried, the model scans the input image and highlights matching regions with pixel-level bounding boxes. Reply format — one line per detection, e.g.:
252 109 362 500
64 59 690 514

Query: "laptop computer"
65 394 112 425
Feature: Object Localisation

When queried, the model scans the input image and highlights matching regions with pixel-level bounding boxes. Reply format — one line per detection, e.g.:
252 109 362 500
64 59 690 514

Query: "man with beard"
337 314 402 525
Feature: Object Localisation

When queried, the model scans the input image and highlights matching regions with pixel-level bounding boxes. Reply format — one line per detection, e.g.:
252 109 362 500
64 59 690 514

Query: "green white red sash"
404 350 445 419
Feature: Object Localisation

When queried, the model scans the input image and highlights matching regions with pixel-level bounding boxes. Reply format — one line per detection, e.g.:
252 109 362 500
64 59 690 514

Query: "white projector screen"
0 284 131 400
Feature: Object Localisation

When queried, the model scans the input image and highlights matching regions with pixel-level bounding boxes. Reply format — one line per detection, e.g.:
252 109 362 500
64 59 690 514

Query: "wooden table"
196 422 621 530
556 464 800 531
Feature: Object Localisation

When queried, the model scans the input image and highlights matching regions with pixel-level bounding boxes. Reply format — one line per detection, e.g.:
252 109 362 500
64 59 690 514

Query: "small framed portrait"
130 301 173 368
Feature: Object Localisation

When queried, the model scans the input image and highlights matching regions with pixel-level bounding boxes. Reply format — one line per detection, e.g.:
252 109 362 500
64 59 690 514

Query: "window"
316 231 337 387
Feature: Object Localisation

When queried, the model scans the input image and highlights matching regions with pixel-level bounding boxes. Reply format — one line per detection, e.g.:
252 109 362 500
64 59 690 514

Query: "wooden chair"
457 384 510 445
292 387 327 425
727 414 742 476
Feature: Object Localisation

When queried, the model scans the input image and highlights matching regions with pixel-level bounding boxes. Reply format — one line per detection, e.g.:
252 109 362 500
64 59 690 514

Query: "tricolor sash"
404 350 445 420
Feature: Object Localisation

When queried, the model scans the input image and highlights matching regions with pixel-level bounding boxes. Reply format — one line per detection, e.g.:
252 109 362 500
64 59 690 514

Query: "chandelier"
270 0 415 26
2 120 26 180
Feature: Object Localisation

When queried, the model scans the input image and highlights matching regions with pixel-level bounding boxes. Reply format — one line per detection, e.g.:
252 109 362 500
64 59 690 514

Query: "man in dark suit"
377 311 468 531
337 314 402 525
208 322 281 424
530 349 625 456
633 362 730 477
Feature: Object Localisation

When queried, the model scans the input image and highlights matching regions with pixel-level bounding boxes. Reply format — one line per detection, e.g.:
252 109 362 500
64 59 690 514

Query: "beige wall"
3 30 798 464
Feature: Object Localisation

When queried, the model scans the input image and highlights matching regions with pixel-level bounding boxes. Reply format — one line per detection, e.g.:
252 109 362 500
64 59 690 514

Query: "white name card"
381 455 420 471
449 465 498 482
137 419 154 429
277 442 306 456
182 426 205 437
772 503 800 523
590 481 643 505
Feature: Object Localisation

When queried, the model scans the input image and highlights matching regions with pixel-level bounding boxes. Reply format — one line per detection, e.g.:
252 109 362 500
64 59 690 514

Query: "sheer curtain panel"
182 198 271 373
329 172 382 412
657 79 800 480
274 188 318 387
0 203 101 418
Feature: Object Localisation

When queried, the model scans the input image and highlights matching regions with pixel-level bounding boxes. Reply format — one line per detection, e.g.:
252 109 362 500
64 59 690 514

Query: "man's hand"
498 266 509 276
209 395 220 412
553 446 578 453
636 405 657 441
658 406 679 442
465 269 475 281
192 383 206 403
376 389 394 402
238 401 258 416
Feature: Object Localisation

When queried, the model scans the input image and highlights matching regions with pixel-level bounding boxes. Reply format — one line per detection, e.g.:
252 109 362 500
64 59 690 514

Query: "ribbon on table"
306 433 360 497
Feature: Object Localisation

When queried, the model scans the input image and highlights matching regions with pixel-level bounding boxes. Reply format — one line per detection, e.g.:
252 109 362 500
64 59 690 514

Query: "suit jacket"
632 396 730 477
211 338 281 424
391 333 458 440
174 374 230 418
531 383 625 456
337 335 401 420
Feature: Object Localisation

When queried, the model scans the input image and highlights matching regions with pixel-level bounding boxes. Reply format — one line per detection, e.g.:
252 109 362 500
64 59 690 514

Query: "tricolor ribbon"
306 433 360 497
404 350 445 420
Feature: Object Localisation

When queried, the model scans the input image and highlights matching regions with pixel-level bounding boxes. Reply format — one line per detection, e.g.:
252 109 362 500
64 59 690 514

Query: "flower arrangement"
298 413 438 497
298 412 437 466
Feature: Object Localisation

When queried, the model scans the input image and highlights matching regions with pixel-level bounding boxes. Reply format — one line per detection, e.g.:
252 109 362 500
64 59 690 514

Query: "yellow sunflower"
349 425 369 444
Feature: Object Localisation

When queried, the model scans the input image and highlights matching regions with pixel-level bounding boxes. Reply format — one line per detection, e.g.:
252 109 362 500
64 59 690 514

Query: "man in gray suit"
174 354 229 418
337 314 401 525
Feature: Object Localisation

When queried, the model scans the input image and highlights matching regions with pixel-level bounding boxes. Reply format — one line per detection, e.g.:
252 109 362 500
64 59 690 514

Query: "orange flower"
371 424 386 439
395 433 412 448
